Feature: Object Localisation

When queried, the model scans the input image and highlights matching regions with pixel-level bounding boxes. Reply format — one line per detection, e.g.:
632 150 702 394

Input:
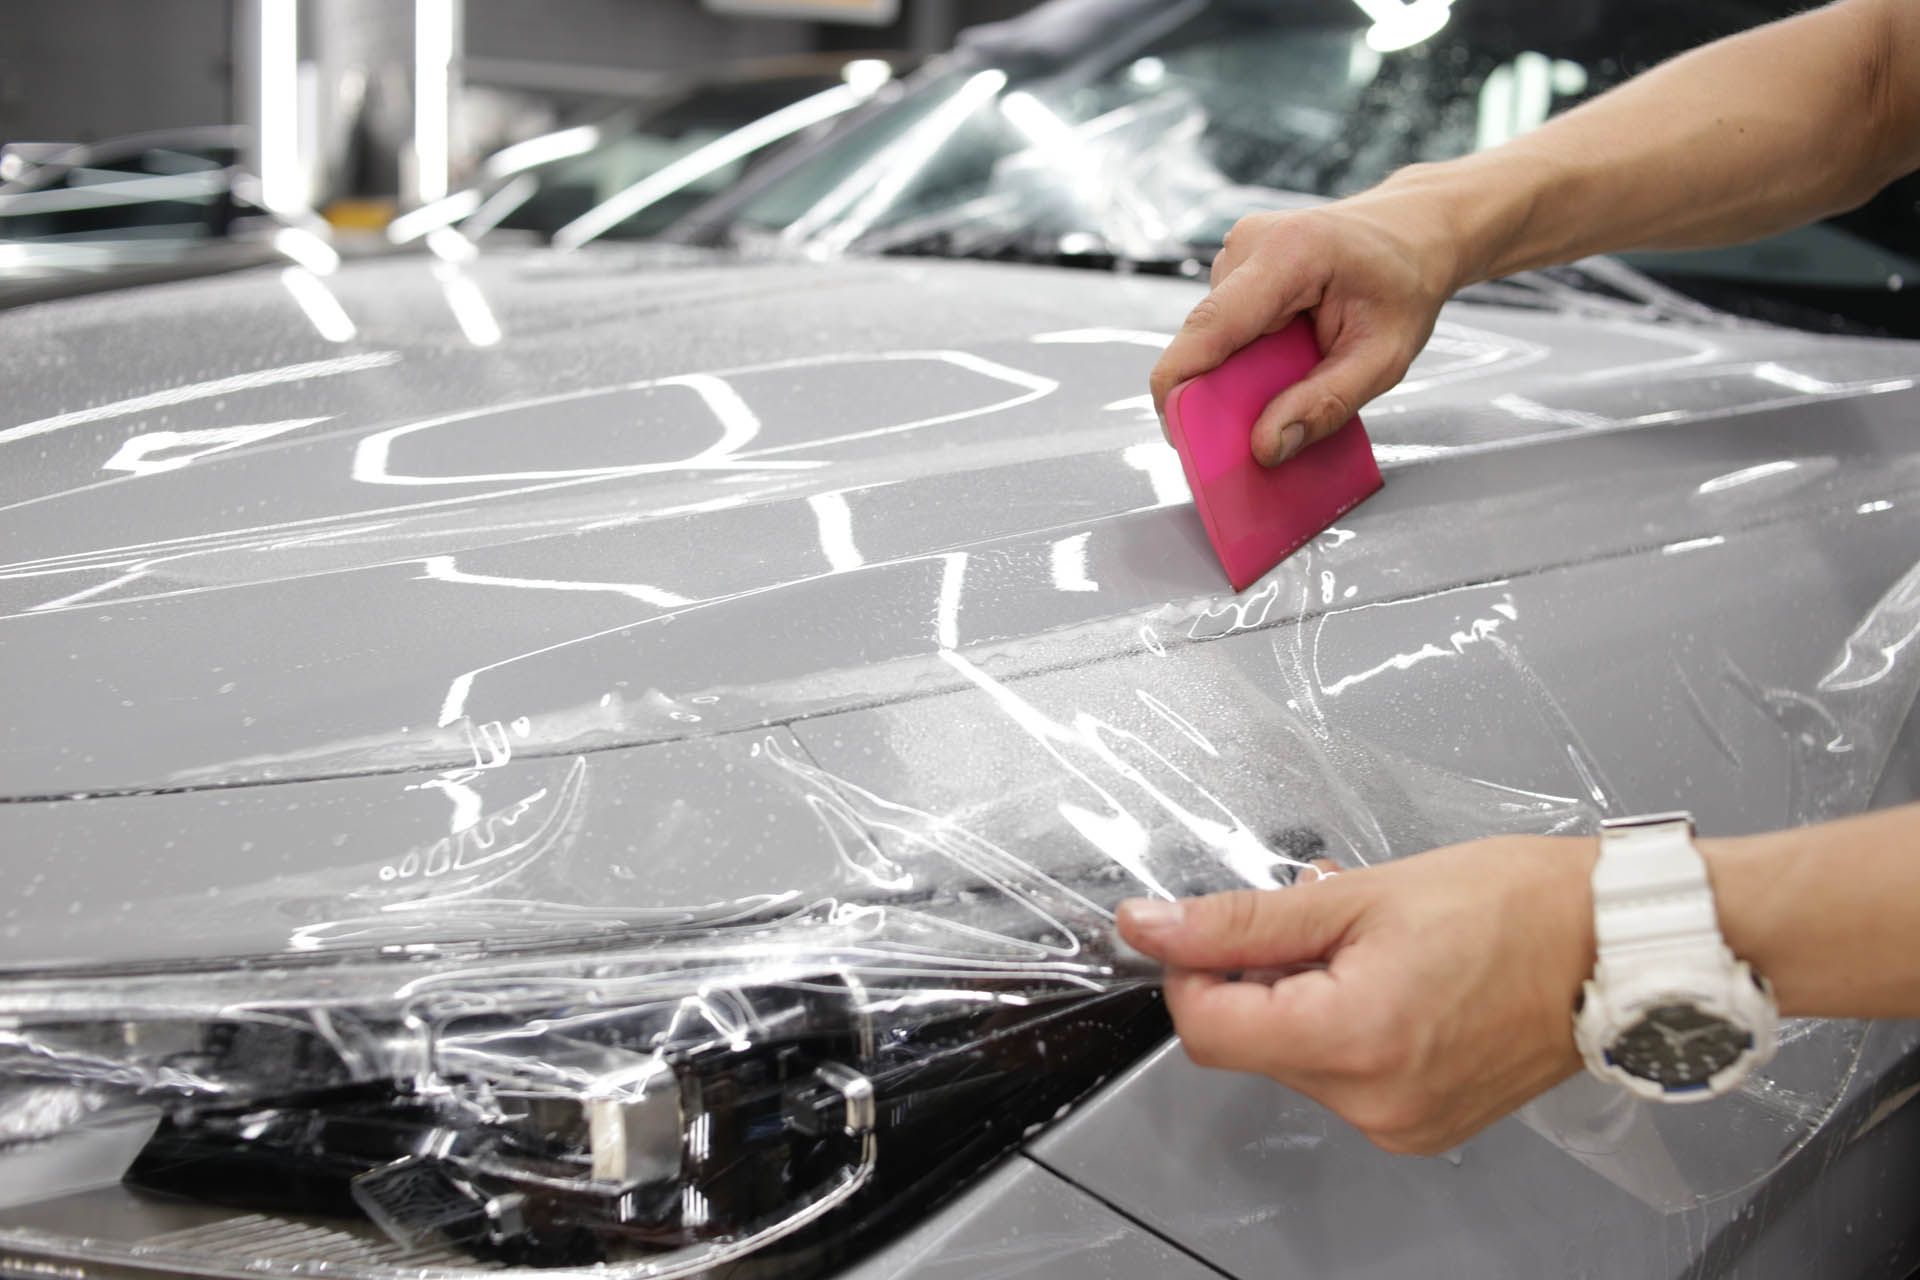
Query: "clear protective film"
0 537 1914 1276
4 236 1920 1278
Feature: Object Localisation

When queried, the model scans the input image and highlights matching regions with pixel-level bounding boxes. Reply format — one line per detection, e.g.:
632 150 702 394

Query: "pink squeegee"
1163 319 1384 592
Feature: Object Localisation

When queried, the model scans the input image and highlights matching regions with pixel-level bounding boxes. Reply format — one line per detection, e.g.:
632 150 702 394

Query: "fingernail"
1275 422 1306 462
1119 898 1183 936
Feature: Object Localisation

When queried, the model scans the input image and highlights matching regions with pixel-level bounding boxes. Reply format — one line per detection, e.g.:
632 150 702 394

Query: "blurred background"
4 0 1916 332
2 2 1046 198
0 1 1022 232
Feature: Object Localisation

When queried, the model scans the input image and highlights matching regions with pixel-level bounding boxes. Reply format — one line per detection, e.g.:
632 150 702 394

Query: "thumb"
1116 880 1357 972
1149 254 1320 418
1248 337 1405 467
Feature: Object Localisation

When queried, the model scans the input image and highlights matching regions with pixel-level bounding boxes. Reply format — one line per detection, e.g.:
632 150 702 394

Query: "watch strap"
1591 813 1720 958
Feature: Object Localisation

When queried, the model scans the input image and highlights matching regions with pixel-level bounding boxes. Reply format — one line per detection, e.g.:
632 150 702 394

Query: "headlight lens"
0 931 1167 1278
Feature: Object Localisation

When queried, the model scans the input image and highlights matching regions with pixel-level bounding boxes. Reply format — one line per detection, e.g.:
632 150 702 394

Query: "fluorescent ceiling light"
257 0 302 212
841 59 894 96
414 0 456 203
1127 56 1166 87
1352 0 1452 53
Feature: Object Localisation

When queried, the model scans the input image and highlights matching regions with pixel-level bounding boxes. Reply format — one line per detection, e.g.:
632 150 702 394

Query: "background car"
0 1 1916 1278
0 126 291 305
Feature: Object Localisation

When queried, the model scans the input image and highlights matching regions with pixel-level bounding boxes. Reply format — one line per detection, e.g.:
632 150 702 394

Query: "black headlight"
0 923 1169 1279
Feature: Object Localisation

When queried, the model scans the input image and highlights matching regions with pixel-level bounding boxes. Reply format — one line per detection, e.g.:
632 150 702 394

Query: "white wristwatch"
1572 812 1777 1102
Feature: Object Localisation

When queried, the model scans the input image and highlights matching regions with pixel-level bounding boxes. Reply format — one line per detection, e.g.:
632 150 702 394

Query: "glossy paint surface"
4 249 1916 806
2 245 1918 1277
837 1155 1218 1280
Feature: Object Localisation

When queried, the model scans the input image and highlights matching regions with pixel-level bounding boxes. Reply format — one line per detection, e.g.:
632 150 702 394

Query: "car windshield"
693 0 1920 333
491 64 891 241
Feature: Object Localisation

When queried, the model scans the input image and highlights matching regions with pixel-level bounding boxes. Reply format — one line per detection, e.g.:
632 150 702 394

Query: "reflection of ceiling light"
271 225 340 274
424 225 478 264
841 58 894 95
555 82 873 250
1354 0 1452 53
433 262 502 347
482 124 601 180
1127 56 1166 87
460 172 536 237
785 69 1005 256
1696 459 1799 495
386 188 482 243
999 91 1075 153
280 267 356 343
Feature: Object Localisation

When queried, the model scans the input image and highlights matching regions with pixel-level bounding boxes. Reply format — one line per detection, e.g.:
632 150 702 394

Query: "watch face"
1605 1003 1754 1090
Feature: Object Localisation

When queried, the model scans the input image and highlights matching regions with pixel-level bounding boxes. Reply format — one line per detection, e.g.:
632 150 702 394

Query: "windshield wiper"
841 186 1211 271
887 234 1201 276
1457 259 1747 327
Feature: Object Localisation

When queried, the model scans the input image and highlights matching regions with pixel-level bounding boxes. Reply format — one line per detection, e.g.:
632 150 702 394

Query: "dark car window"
695 0 1920 335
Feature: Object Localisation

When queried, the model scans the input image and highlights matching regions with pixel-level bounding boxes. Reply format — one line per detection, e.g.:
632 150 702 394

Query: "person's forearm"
1369 0 1920 291
1703 803 1920 1019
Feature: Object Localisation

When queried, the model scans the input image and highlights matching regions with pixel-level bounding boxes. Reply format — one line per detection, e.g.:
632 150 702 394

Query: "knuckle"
1182 293 1228 333
1223 212 1274 248
1312 389 1357 431
1282 211 1327 248
1211 889 1266 945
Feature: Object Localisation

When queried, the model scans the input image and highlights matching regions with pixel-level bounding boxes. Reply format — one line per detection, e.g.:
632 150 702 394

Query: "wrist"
1558 835 1600 1002
1373 143 1583 290
1525 835 1599 1046
1700 831 1800 1014
1368 155 1534 293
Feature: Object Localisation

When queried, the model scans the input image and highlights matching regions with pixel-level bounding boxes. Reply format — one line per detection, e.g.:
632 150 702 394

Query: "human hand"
1149 186 1463 466
1116 835 1599 1155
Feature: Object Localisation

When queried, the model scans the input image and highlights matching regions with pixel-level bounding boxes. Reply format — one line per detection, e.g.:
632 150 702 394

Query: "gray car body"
1 244 1918 1277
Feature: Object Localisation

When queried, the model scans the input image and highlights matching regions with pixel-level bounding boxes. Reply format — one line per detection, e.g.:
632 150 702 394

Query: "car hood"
2 247 1919 970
